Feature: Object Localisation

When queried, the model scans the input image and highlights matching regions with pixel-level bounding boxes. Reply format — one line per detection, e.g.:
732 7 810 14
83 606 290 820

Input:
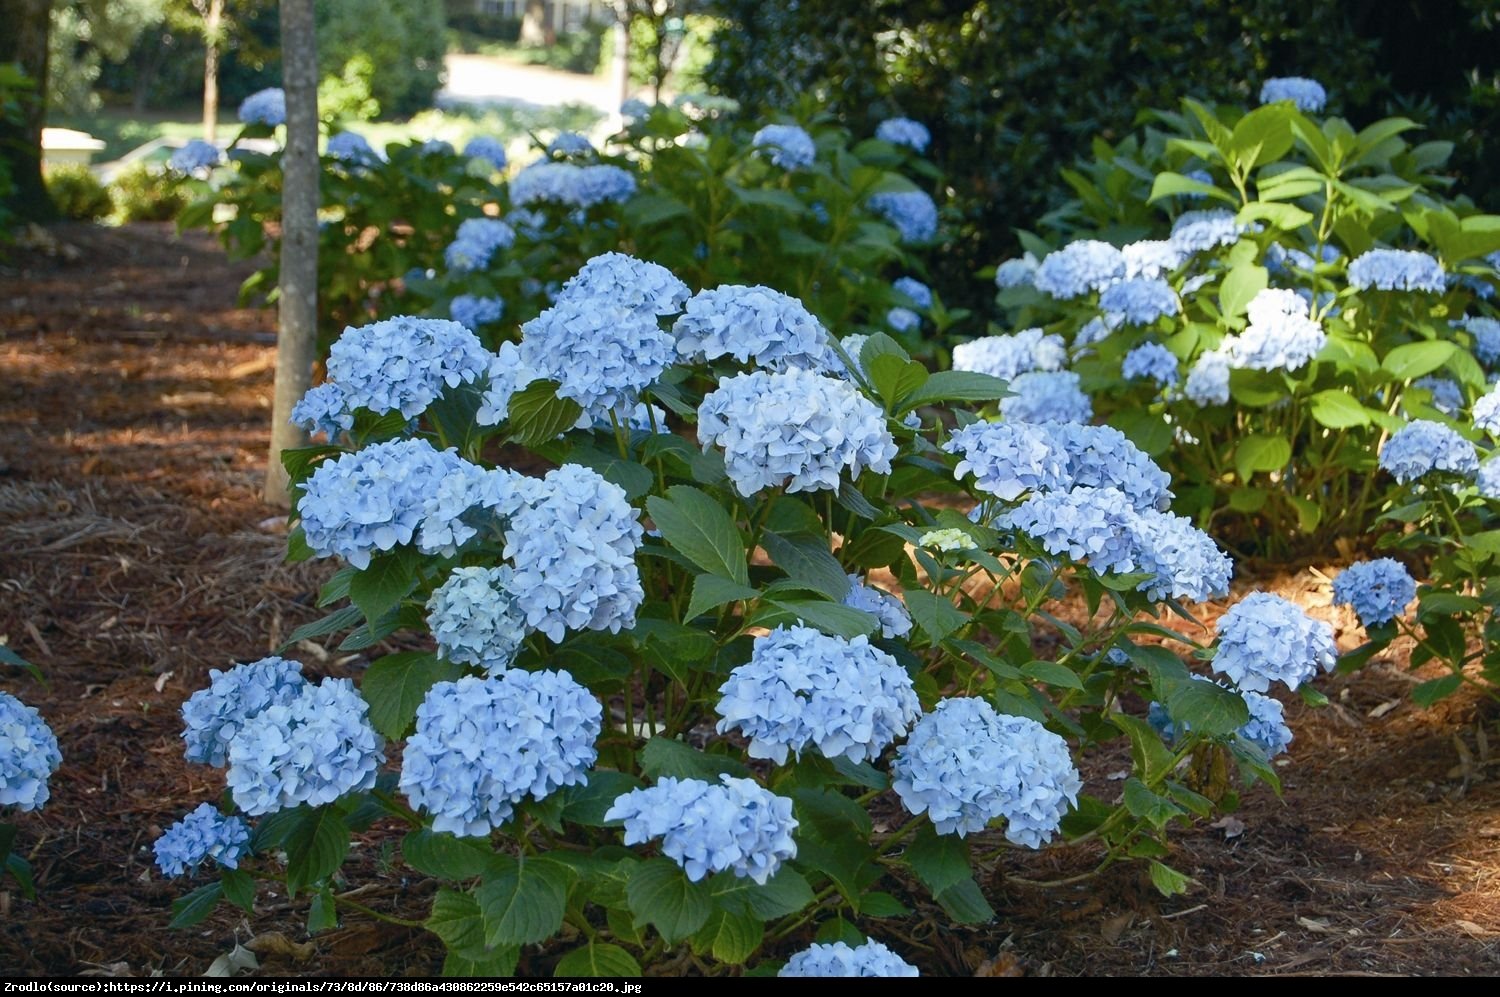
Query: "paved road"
439 54 621 113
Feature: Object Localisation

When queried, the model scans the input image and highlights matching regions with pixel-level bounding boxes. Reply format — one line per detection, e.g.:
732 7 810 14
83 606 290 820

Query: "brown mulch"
1 222 1498 977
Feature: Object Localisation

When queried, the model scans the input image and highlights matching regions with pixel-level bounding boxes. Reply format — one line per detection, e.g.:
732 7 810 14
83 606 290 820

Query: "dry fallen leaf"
975 952 1026 977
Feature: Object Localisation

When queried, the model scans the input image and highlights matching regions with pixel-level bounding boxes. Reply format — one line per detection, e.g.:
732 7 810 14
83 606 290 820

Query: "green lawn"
50 108 240 163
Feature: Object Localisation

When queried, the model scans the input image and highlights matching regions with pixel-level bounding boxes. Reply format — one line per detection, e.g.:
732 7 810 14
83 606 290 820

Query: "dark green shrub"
110 163 188 222
45 165 112 221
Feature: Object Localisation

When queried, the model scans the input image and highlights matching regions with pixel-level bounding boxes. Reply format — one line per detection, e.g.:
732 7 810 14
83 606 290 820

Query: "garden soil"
1 222 1498 977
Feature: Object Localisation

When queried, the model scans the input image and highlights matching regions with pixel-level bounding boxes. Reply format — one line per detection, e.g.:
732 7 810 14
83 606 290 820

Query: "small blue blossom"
326 132 379 167
450 294 505 331
868 190 938 244
1074 315 1119 348
1033 241 1126 299
1123 240 1185 280
620 97 651 119
444 218 516 273
1347 249 1447 293
1184 350 1232 406
1332 558 1416 627
781 940 919 977
519 298 676 424
891 697 1080 844
0 691 62 811
1001 371 1092 424
1265 242 1319 275
168 140 221 174
1379 420 1479 483
556 252 690 317
237 87 285 126
574 165 636 205
1224 288 1325 372
426 566 529 672
606 776 798 884
462 135 508 171
1100 278 1179 325
1459 317 1500 366
951 328 1067 381
994 254 1039 289
414 460 535 557
326 316 489 419
475 343 540 426
892 276 932 309
999 486 1143 574
674 285 837 371
548 131 594 158
752 124 816 169
290 382 353 440
843 575 913 638
1474 383 1500 436
510 161 636 208
1128 507 1234 603
1480 459 1500 500
226 678 384 816
153 803 251 877
1413 375 1463 416
698 369 897 496
1211 592 1336 693
716 625 921 765
883 307 917 333
944 421 1171 509
1169 210 1243 255
1259 77 1328 113
1150 679 1293 758
400 671 601 837
1122 342 1180 386
181 657 307 767
875 117 931 154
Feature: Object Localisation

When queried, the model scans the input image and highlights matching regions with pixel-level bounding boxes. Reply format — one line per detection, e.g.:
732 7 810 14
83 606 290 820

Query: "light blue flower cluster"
237 87 285 126
1169 210 1243 255
1123 240 1185 279
547 131 594 158
153 803 251 877
168 140 221 174
1185 350 1232 406
327 132 379 167
842 575 913 638
868 190 938 244
892 276 932 308
605 775 798 884
462 135 507 170
1460 317 1500 365
450 294 504 331
475 343 540 426
325 315 490 420
444 218 517 273
226 677 384 816
715 625 920 765
181 656 307 767
556 252 690 316
519 299 676 424
1001 486 1140 567
0 691 61 811
1100 278 1179 326
875 117 930 154
510 161 636 208
1211 592 1336 693
426 566 529 671
1264 242 1334 275
1379 420 1479 483
415 460 535 557
1074 316 1118 348
1033 240 1126 299
1347 249 1446 292
1001 371 1092 424
951 327 1067 382
945 421 1172 509
1413 376 1463 416
698 369 897 496
1223 288 1325 372
400 671 601 837
781 939 919 977
886 307 920 333
420 138 455 157
503 464 645 642
1149 679 1293 758
1259 76 1327 113
620 97 650 119
1474 384 1500 436
290 382 353 440
1332 558 1416 627
674 285 836 371
994 254 1039 289
1480 460 1500 500
1122 342 1179 386
1129 507 1235 603
752 124 816 169
891 697 1081 844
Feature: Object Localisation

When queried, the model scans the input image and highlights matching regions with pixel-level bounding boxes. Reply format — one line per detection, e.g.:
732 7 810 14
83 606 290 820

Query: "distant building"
473 0 610 40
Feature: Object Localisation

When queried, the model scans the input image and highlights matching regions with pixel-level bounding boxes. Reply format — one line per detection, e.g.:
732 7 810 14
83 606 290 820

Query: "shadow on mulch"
1 223 1498 977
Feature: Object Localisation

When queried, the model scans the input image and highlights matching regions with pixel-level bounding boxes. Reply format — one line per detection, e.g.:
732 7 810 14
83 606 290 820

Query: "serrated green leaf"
1383 340 1455 381
640 737 751 781
443 946 520 977
933 876 995 924
867 354 930 408
308 888 339 933
507 380 584 447
1148 171 1233 204
1234 433 1291 482
684 574 758 622
221 868 256 913
736 867 815 919
403 829 498 880
4 852 34 899
761 532 850 601
1111 713 1178 783
899 370 1010 410
695 909 762 965
626 858 713 943
170 882 223 929
478 855 571 947
1122 777 1182 829
1219 264 1269 322
903 824 970 896
647 486 748 585
1165 678 1249 736
278 605 362 652
347 547 418 624
286 806 349 896
904 589 966 644
554 942 643 977
1412 674 1463 707
427 887 488 952
857 891 911 918
1021 659 1085 691
756 599 877 639
1309 389 1370 428
362 652 463 741
1148 860 1192 896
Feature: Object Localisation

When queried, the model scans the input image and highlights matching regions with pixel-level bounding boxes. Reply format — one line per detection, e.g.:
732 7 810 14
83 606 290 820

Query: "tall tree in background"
195 0 224 141
265 0 316 505
0 0 57 223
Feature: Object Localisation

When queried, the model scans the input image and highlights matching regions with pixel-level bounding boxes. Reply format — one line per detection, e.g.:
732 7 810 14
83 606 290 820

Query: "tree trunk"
0 0 56 224
610 16 629 127
202 0 223 142
520 0 549 46
265 0 319 506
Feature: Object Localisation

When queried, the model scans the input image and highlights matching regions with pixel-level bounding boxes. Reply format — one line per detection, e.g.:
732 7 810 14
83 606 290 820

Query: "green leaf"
308 888 339 934
1218 264 1268 322
738 867 816 919
170 882 223 929
858 332 911 371
285 806 350 896
626 858 714 943
1237 201 1314 230
426 887 488 953
623 192 691 227
866 354 930 408
695 909 762 965
506 379 584 447
1230 103 1295 168
1234 433 1291 482
857 891 912 918
1383 340 1455 381
443 947 521 978
761 532 850 601
1148 860 1192 897
684 573 758 622
362 652 463 740
561 770 645 826
278 605 362 652
1412 674 1463 707
903 824 970 896
1109 409 1173 456
1309 390 1371 428
898 370 1010 410
4 852 33 899
347 547 418 623
904 589 966 644
221 868 256 913
1021 659 1085 691
403 829 498 880
1165 679 1249 736
934 876 995 924
1148 171 1233 204
647 486 748 585
1122 777 1182 829
757 600 877 639
554 942 643 977
477 855 571 947
640 737 751 781
1111 714 1177 783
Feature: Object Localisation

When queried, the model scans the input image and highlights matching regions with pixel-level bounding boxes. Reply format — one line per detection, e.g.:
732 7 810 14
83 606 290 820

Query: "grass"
50 108 240 164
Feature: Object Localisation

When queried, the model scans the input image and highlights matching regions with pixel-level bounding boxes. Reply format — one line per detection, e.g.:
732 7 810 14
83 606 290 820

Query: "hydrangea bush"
1 650 58 897
159 250 1322 975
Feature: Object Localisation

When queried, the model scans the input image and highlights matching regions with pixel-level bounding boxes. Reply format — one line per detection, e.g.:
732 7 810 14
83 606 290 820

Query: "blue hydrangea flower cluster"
426 566 529 671
1413 376 1463 415
1123 240 1185 280
1211 592 1336 693
605 775 798 884
1347 249 1447 292
697 369 897 496
414 460 535 557
181 656 307 767
1259 76 1328 112
1332 558 1416 628
1223 288 1326 372
1169 210 1243 255
1474 384 1500 436
237 87 285 125
1459 317 1500 365
168 140 221 174
0 691 62 811
951 328 1067 381
519 299 676 424
868 190 938 244
327 132 379 167
875 117 930 154
1129 507 1235 603
461 135 507 170
444 218 517 273
1379 420 1479 483
1122 342 1180 386
153 803 251 877
994 254 1039 289
547 131 594 158
556 252 690 316
945 421 1172 509
325 315 489 419
781 940 919 978
1184 349 1232 406
450 294 505 331
400 671 601 837
1033 240 1126 299
1100 278 1179 325
290 381 353 440
674 285 836 371
842 575 913 638
892 276 932 308
620 97 651 119
1073 316 1119 348
752 124 816 169
226 678 385 816
1149 679 1293 758
510 161 636 208
1001 371 1092 424
504 464 645 642
1001 486 1140 568
887 307 920 333
1480 460 1500 500
475 343 540 426
715 625 921 765
891 697 1081 844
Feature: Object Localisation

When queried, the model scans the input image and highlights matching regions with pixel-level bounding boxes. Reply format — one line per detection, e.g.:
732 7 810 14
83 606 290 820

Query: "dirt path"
1 223 1498 977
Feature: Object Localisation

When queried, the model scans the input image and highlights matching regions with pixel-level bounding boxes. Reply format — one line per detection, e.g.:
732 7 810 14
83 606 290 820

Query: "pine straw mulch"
1 222 1498 978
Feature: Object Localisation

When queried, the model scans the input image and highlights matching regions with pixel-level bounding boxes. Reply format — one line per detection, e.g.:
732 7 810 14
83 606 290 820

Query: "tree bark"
0 0 57 224
203 0 224 142
265 0 318 506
